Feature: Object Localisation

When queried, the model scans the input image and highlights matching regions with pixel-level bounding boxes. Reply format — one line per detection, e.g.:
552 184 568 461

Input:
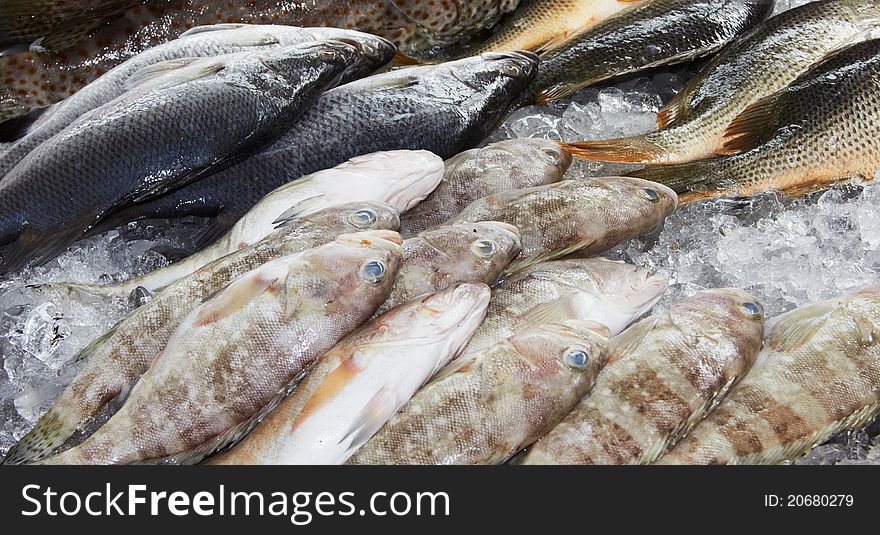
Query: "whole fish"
658 283 880 465
529 0 775 104
631 38 880 203
0 25 397 178
39 230 404 465
347 319 610 465
61 150 444 298
0 38 396 274
1 203 401 465
464 258 668 354
523 288 765 465
88 52 539 244
210 283 491 465
443 177 677 274
399 138 571 238
565 0 880 165
0 1 521 122
376 221 522 316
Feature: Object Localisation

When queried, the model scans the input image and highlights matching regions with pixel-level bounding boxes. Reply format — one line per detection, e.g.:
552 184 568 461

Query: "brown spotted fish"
658 283 880 465
522 288 765 465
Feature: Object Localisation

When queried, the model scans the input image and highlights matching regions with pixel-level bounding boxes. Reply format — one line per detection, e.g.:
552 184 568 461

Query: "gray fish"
0 38 396 274
399 138 571 238
1 202 400 465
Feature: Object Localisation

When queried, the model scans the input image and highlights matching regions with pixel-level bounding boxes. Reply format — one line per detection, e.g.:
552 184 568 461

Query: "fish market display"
1 205 401 464
529 0 775 103
0 25 397 178
91 52 539 241
211 283 491 465
38 230 404 465
632 38 880 202
0 1 523 123
376 221 521 316
399 138 571 237
444 177 677 273
658 283 880 465
566 0 880 164
347 319 610 465
523 288 765 465
59 150 444 297
0 38 395 274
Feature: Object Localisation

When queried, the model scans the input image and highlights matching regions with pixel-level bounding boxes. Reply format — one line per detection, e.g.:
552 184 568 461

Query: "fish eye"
347 209 378 229
319 48 340 62
741 302 763 320
470 239 498 259
360 260 387 284
501 62 523 78
542 148 562 165
639 188 660 203
563 348 590 370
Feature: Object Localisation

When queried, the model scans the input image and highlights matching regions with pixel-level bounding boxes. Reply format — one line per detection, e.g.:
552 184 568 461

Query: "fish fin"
516 294 587 333
179 23 252 37
504 239 596 275
272 194 328 228
393 51 422 65
562 137 667 164
355 73 420 93
768 300 839 352
536 82 581 105
533 31 579 56
123 58 225 91
192 261 287 327
188 216 235 252
656 91 690 129
0 105 51 142
0 408 72 464
608 317 658 364
0 224 85 274
719 94 781 155
428 351 481 384
631 161 713 196
339 386 401 452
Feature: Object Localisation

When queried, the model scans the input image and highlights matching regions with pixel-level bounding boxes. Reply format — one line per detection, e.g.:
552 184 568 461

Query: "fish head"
481 139 573 185
297 201 401 233
327 33 398 82
263 38 388 88
591 176 678 229
410 221 522 286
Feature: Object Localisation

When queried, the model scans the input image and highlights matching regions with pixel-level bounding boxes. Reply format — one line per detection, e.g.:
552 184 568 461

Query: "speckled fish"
463 258 668 354
632 38 880 203
466 0 650 56
657 283 880 465
347 319 610 465
528 0 775 104
58 150 444 298
87 52 539 243
565 0 880 165
399 138 571 238
0 1 521 122
523 288 765 465
0 25 397 179
33 230 403 465
210 283 491 465
1 205 400 465
443 177 677 274
0 39 396 275
375 221 521 316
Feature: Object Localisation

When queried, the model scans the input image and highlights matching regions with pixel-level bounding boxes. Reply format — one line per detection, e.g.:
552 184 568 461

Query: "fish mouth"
479 221 523 248
623 267 668 314
337 230 403 251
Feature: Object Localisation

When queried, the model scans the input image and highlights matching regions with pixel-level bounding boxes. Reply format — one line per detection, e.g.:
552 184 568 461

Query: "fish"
443 177 677 274
56 150 444 298
0 38 396 274
398 138 571 238
630 38 880 203
0 1 522 122
0 25 394 177
346 319 610 465
209 283 491 465
39 230 404 465
564 0 880 165
463 258 668 354
658 283 880 465
522 288 765 465
375 221 522 316
86 52 539 246
529 0 775 104
0 203 401 465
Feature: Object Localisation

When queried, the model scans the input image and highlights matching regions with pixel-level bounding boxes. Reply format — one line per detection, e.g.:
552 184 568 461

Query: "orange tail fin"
562 137 667 164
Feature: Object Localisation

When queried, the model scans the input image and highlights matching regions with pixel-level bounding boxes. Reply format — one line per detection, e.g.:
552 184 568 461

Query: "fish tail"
1 407 77 464
562 136 671 164
629 160 720 201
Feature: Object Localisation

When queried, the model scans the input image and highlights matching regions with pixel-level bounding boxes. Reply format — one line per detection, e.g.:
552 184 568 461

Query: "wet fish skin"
375 221 522 316
0 202 400 465
530 0 775 104
464 257 669 354
444 177 677 274
565 0 880 165
90 52 539 241
347 319 610 465
399 138 571 238
523 288 765 465
632 38 880 202
658 283 880 465
0 25 395 178
210 283 491 465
